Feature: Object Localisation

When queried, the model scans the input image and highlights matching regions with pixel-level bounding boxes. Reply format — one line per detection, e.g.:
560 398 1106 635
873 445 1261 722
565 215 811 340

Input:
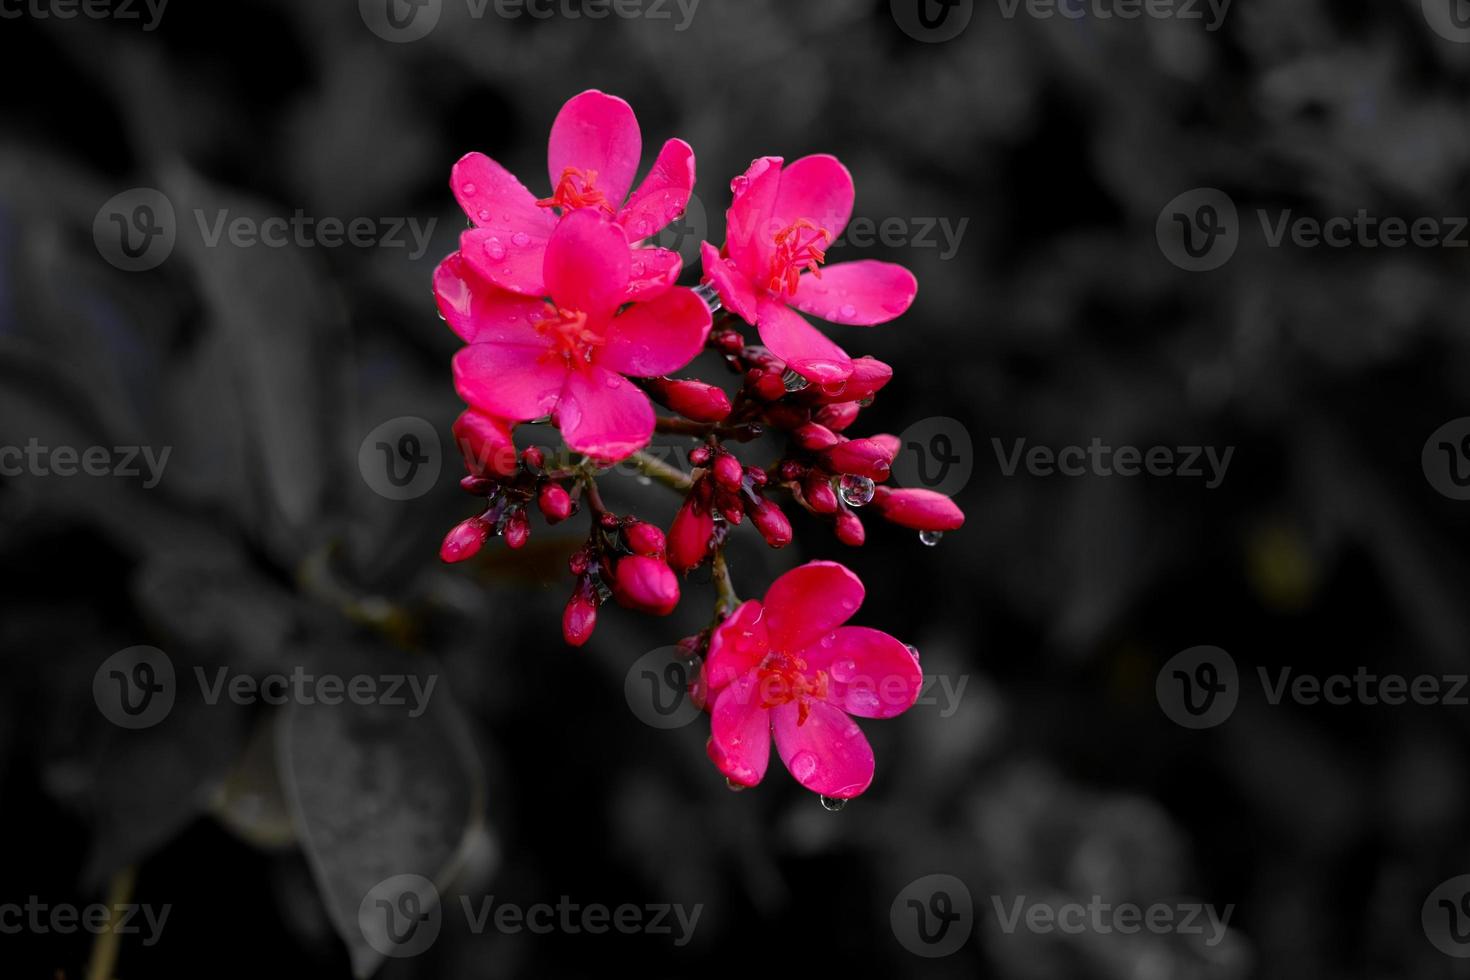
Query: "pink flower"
701 156 917 385
452 90 694 300
871 487 966 532
702 561 922 798
446 209 711 462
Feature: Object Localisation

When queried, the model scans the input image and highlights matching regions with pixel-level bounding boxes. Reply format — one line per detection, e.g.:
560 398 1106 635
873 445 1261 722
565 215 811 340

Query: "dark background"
3 0 1470 977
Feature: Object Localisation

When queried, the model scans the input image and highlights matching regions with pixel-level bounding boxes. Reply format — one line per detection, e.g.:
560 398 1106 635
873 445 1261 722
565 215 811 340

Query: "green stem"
711 547 740 617
626 449 695 492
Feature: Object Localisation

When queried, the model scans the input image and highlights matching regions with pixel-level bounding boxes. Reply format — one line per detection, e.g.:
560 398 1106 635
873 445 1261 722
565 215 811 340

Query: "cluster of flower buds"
432 89 967 801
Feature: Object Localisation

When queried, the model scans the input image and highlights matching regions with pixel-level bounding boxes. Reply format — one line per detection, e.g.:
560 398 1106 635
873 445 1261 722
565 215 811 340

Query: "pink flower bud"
712 453 744 491
793 422 840 451
820 437 895 481
503 508 531 549
537 482 573 523
753 369 787 401
521 446 545 470
750 497 793 549
440 517 490 563
811 356 893 404
834 509 866 546
870 433 901 463
872 487 965 531
623 520 666 558
612 555 681 616
563 580 598 647
803 474 839 514
669 496 715 571
648 378 732 423
689 446 712 467
453 410 518 478
814 401 862 432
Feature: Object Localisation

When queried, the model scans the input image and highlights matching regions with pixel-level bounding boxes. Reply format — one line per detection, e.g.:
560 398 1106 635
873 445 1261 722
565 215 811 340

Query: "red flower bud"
537 482 573 523
440 517 490 563
870 433 901 463
811 356 893 404
647 378 732 423
814 401 862 432
872 487 966 531
753 369 787 401
834 509 866 546
612 555 681 616
713 453 744 491
750 497 793 549
563 579 598 647
803 474 839 514
793 422 840 451
521 446 545 470
503 508 530 549
820 437 895 481
623 520 666 558
669 495 715 571
453 410 518 478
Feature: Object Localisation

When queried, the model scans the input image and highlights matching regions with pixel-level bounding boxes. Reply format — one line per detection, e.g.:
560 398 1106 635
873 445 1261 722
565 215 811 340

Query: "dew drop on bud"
919 529 944 547
726 778 747 792
837 474 876 507
635 474 652 486
906 644 921 662
781 368 809 393
819 795 848 812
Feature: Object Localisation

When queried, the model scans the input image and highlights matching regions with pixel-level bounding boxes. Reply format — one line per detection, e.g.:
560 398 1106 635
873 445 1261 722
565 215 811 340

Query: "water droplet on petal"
789 751 819 782
906 644 920 662
838 474 875 507
476 208 490 222
484 238 506 261
820 795 848 812
781 368 809 393
461 182 477 196
511 231 531 248
838 303 857 319
919 529 944 547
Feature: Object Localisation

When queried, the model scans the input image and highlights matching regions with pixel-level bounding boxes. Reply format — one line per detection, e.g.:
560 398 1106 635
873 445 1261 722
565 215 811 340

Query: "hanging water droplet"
919 529 944 546
725 777 747 792
692 281 723 313
906 644 920 662
837 474 875 507
635 474 652 486
781 368 809 392
819 795 848 812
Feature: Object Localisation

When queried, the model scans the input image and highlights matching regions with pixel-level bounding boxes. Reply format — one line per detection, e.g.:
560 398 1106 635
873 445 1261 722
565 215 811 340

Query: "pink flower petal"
791 260 917 326
599 287 711 378
624 247 682 302
700 242 759 324
771 699 874 798
708 671 772 788
804 627 922 719
725 156 782 284
544 210 631 322
452 152 557 232
461 226 549 297
618 138 695 241
547 89 642 211
772 154 854 242
554 366 655 462
453 343 566 421
434 252 552 346
762 560 865 653
704 600 769 692
755 297 853 384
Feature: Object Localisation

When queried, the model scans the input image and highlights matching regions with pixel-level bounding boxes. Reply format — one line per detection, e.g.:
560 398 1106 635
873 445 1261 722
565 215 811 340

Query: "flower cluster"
435 90 965 801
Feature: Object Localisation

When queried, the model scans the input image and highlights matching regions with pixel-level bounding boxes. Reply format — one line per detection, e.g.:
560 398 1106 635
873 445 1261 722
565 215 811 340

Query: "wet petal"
771 700 874 799
791 260 917 326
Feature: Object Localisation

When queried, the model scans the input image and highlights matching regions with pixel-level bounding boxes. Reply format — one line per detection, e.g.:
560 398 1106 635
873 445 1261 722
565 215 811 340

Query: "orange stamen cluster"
767 219 830 297
538 167 614 214
535 304 604 365
756 651 830 726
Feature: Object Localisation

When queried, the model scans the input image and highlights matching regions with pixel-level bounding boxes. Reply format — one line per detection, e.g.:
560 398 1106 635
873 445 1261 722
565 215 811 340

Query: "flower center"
756 651 829 725
538 167 615 214
767 219 830 298
535 304 604 365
